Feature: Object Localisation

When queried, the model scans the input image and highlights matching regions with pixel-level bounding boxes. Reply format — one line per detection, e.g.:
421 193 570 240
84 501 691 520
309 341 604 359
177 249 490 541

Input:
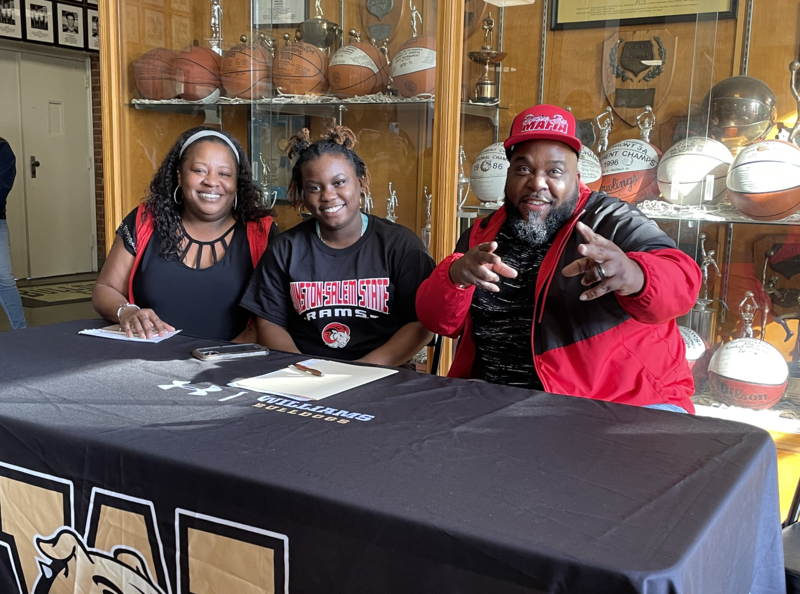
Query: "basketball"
679 326 710 384
707 338 788 410
172 46 222 101
657 137 733 206
727 140 800 221
134 48 178 100
578 146 602 191
391 36 436 98
220 43 272 99
328 42 389 98
471 143 509 204
272 42 328 95
599 139 660 203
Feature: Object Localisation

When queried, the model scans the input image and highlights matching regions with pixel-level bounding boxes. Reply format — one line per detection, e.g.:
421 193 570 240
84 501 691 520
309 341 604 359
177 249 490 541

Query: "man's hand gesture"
449 242 518 293
562 222 644 301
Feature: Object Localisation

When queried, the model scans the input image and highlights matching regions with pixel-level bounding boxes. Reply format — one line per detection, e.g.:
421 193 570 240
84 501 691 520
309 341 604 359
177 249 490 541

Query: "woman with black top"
92 127 277 341
241 126 434 367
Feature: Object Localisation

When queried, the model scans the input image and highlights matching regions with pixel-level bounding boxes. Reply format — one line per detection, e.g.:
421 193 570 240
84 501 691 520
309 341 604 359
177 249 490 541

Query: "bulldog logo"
32 527 165 594
322 323 351 349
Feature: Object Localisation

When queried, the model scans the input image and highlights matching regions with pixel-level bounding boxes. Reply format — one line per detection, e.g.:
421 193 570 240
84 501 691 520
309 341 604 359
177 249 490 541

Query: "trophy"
739 291 760 339
258 32 277 58
387 182 398 223
637 106 655 144
457 146 470 211
595 107 613 155
421 186 431 250
702 76 776 156
466 12 506 103
760 245 796 342
688 233 720 345
208 0 223 56
790 61 800 148
298 0 340 55
361 190 374 214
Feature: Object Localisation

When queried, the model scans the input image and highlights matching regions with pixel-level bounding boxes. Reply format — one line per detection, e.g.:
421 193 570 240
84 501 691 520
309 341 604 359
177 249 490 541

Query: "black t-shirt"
241 216 435 360
466 222 550 390
117 208 278 341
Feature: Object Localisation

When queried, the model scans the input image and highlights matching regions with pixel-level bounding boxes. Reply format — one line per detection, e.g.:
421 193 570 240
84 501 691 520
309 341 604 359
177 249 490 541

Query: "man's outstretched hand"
449 242 518 293
562 222 644 301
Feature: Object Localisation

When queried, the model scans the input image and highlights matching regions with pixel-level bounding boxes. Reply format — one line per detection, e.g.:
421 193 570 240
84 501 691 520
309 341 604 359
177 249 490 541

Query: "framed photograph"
86 7 97 50
0 0 23 39
85 0 95 4
254 0 306 26
23 0 53 44
551 0 738 30
55 2 83 48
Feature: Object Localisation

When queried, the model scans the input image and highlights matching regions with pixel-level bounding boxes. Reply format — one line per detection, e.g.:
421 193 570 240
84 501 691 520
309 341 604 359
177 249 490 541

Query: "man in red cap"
416 105 701 412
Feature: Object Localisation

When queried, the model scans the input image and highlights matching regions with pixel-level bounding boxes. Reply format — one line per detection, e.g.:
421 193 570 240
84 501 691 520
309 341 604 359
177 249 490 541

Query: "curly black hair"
142 126 272 260
285 125 371 206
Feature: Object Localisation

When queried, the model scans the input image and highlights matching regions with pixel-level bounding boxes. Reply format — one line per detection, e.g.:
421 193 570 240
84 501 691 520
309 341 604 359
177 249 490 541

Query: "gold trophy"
466 13 506 103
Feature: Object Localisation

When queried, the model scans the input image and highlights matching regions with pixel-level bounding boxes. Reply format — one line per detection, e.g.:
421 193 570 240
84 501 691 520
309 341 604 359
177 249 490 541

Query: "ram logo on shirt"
290 278 390 321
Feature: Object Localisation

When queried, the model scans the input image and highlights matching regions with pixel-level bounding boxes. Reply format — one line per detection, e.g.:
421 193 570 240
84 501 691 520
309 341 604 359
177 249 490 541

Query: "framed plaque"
254 0 306 26
0 0 23 40
23 0 54 44
86 7 97 51
551 0 738 30
56 2 83 48
86 0 96 5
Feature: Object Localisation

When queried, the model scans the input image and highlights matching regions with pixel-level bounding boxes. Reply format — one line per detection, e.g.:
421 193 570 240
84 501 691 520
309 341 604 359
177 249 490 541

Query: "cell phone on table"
191 343 269 360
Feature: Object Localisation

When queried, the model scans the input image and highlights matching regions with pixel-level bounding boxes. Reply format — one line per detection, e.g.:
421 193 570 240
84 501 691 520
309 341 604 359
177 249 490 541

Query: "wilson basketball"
328 42 389 98
172 46 222 101
657 137 733 206
220 43 272 99
272 42 328 95
391 36 436 98
471 143 509 204
578 146 602 191
708 338 788 410
600 139 660 203
727 140 800 221
134 48 178 100
679 326 710 384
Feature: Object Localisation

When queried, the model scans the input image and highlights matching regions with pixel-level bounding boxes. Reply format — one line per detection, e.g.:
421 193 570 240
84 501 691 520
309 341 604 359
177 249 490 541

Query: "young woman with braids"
92 127 278 341
241 126 435 367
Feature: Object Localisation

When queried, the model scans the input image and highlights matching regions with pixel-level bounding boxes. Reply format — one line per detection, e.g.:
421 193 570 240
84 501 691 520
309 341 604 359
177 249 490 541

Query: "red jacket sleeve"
616 248 701 325
416 253 475 338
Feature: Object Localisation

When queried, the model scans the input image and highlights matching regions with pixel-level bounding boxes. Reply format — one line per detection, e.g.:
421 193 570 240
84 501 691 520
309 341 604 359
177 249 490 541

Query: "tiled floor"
0 273 102 333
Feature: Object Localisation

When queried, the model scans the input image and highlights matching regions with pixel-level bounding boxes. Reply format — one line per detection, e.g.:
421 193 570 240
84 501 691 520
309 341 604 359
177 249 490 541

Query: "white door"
0 49 27 280
19 52 94 278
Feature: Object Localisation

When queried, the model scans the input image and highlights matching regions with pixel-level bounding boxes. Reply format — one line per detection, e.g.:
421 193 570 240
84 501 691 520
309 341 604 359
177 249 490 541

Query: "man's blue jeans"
0 219 26 330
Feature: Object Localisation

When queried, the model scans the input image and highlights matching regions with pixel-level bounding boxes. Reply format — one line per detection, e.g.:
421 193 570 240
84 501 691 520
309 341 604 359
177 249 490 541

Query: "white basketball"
657 137 733 206
471 143 509 204
599 139 660 202
679 326 708 363
708 338 788 410
578 146 601 190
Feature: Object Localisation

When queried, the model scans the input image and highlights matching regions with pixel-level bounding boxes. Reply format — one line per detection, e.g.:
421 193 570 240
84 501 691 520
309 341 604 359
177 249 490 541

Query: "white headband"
179 130 240 163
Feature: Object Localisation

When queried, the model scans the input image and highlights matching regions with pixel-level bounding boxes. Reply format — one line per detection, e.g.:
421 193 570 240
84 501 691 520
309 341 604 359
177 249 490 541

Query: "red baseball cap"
503 104 582 154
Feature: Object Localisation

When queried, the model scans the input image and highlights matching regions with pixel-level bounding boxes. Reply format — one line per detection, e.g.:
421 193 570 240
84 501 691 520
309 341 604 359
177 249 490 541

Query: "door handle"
30 156 40 178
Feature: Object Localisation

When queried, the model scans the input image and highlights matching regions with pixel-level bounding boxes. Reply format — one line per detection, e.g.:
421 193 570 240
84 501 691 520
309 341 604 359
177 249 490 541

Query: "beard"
505 185 579 247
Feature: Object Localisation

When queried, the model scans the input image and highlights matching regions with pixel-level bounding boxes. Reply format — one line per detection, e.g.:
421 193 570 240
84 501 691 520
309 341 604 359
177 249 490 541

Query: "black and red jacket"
416 184 701 412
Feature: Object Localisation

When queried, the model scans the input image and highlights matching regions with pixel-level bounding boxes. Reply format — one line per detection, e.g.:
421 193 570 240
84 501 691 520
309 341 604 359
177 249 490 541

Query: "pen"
292 363 325 377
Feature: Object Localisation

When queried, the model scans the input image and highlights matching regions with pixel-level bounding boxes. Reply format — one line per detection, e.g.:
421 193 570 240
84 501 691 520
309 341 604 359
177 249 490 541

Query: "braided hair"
142 126 272 260
285 125 371 205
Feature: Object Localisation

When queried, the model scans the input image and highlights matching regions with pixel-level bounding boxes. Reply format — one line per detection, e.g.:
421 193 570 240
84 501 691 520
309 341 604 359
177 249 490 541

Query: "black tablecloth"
0 321 785 594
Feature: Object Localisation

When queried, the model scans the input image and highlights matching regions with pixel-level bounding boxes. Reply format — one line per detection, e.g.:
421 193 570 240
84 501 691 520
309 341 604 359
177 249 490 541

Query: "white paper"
230 358 397 401
79 325 182 343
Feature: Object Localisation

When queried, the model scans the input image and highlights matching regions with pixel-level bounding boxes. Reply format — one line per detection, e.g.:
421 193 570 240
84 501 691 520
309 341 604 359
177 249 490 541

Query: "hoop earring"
173 187 183 205
234 193 238 210
297 202 311 217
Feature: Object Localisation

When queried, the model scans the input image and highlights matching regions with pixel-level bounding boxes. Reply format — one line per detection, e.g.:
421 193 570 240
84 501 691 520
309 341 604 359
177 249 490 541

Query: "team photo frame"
23 0 53 44
55 2 83 48
0 0 23 40
86 6 97 50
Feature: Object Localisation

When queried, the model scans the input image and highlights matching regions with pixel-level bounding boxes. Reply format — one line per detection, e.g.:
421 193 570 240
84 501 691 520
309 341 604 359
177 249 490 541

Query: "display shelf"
639 200 800 226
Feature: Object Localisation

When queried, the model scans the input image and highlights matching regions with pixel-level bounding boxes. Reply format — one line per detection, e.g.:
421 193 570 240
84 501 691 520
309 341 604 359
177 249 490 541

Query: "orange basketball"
221 43 272 99
134 48 178 100
172 46 222 101
391 35 436 98
272 42 328 95
599 139 661 203
327 42 389 98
